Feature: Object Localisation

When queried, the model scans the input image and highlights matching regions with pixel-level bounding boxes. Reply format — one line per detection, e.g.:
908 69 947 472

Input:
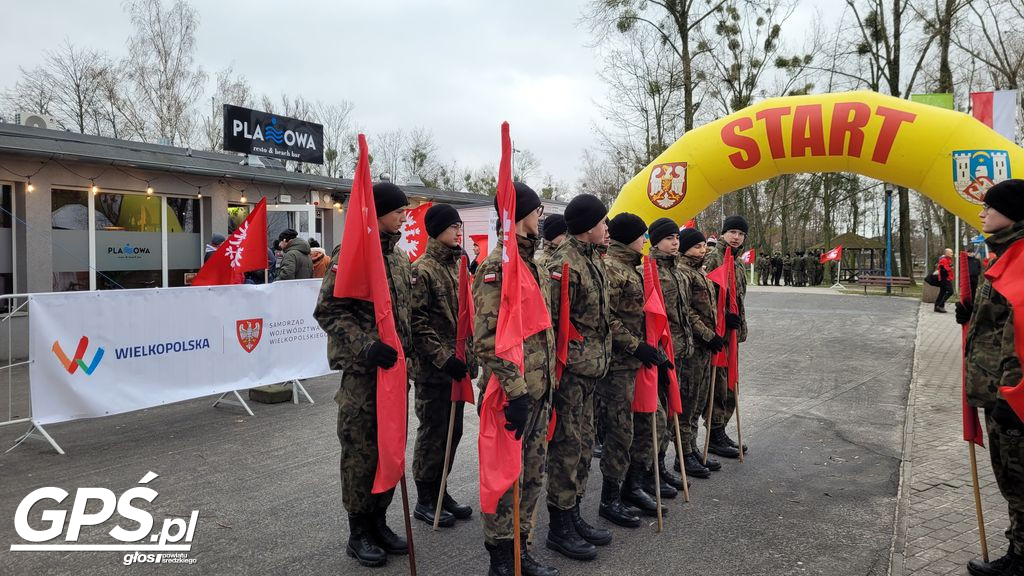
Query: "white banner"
29 279 333 425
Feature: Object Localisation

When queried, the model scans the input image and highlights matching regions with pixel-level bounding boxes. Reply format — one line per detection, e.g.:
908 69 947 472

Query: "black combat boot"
718 427 748 454
367 508 408 555
683 452 711 478
968 551 1023 576
598 477 640 528
346 514 387 567
442 490 473 520
642 468 677 499
659 454 686 490
545 505 597 561
692 449 722 471
413 481 456 527
485 540 516 576
708 426 741 458
621 466 666 517
570 500 612 546
520 532 560 576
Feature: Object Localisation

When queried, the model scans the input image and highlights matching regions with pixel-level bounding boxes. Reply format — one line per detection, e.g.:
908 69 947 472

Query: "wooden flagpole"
703 367 717 466
651 414 664 532
433 404 458 530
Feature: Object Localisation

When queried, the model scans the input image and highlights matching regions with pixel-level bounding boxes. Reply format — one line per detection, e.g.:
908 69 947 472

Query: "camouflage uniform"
806 252 820 286
678 252 718 453
473 236 557 545
596 241 656 485
965 221 1024 556
411 238 476 485
546 235 612 510
705 242 748 427
783 254 793 286
630 247 691 467
793 252 806 286
313 233 413 516
756 255 770 286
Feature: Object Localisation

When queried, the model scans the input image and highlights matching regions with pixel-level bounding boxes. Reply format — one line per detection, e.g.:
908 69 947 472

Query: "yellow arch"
609 90 1023 232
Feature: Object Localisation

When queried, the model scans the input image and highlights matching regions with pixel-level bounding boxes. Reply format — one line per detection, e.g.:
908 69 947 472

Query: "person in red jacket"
934 248 954 313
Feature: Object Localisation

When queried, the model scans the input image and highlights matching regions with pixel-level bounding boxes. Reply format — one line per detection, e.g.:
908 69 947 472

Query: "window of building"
167 197 201 287
0 184 12 296
94 191 163 290
51 188 90 292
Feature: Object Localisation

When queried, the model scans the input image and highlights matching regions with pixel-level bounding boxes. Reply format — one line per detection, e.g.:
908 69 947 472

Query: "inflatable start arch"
609 91 1024 232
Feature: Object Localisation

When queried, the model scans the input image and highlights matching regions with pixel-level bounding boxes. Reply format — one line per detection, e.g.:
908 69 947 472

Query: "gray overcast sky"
1 0 826 186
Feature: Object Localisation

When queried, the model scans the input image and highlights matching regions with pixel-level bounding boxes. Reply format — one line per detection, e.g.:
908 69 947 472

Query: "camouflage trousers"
546 372 597 510
680 349 713 453
986 410 1024 554
631 382 670 471
711 355 738 428
412 374 464 483
336 372 395 516
482 394 551 545
595 369 635 485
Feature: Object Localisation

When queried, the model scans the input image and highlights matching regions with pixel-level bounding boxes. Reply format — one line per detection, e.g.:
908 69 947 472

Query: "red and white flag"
470 234 489 268
740 249 755 265
192 198 268 286
452 253 475 404
986 240 1024 422
971 90 1019 142
399 202 432 261
478 122 552 514
333 134 409 494
820 246 843 263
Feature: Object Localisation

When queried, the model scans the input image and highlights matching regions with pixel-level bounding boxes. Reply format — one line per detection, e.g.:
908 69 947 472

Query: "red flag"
470 234 489 267
452 253 476 404
821 246 843 263
555 262 583 382
708 249 739 389
400 202 432 261
682 219 697 229
333 134 409 494
740 249 755 265
634 256 681 414
192 198 268 286
960 251 984 446
478 122 553 514
986 240 1024 422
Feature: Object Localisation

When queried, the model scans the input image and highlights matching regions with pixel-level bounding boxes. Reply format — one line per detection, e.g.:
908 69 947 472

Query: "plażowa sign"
29 279 332 425
222 104 324 164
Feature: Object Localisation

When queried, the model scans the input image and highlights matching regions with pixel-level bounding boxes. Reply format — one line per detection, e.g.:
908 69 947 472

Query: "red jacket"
937 255 953 282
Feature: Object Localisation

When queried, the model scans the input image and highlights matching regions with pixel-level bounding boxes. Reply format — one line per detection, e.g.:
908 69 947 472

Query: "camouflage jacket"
782 255 792 272
472 235 556 401
805 254 818 275
605 241 657 372
650 247 693 359
705 243 748 343
678 253 719 347
546 235 612 379
411 238 476 382
793 255 805 273
965 221 1024 409
314 231 414 375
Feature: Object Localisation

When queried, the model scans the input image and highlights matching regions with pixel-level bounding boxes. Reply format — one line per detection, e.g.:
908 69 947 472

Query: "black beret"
564 194 608 235
373 182 409 216
648 217 680 247
542 214 567 242
608 213 647 245
424 203 462 239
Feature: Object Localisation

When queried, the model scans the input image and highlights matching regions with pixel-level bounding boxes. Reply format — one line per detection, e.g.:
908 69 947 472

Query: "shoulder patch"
551 271 562 280
410 275 418 285
483 273 497 283
331 264 338 272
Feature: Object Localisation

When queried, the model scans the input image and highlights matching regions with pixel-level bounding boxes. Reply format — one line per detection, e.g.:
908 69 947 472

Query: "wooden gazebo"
809 232 888 281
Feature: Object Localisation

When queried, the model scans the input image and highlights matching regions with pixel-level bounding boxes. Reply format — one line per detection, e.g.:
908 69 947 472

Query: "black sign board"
223 104 324 164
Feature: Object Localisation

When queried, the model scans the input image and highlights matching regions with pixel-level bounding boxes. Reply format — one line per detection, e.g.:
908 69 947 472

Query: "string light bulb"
146 182 154 195
26 181 34 193
240 191 247 203
91 180 99 195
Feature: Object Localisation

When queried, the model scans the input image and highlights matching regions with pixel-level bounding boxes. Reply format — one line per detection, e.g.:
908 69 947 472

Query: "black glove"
365 341 398 369
706 334 726 353
725 313 742 330
632 342 661 367
504 394 531 440
659 357 674 370
441 355 468 380
657 363 672 388
992 400 1023 430
955 301 973 325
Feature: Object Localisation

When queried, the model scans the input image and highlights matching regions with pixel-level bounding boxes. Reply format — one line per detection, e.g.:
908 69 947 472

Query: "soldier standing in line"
959 179 1024 576
771 252 783 286
410 204 475 528
545 194 614 561
314 182 413 569
705 215 749 459
596 213 667 526
808 250 821 286
783 252 793 286
632 217 690 503
474 182 559 576
539 214 567 267
675 228 725 479
793 250 806 287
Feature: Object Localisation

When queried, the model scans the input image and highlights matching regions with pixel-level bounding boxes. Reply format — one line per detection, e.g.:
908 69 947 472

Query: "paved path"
893 304 1008 575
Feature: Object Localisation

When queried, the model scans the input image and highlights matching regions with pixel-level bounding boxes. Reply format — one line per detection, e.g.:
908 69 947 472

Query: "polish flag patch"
483 273 497 283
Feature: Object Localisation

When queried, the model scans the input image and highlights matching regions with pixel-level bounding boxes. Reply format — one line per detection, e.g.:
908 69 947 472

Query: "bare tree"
2 66 54 122
367 129 406 183
312 100 355 178
513 148 542 183
201 66 254 152
123 0 207 145
402 127 442 185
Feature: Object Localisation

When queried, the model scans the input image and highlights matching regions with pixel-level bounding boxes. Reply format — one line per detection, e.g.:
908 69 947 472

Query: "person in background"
967 248 982 300
468 241 481 275
309 238 331 279
276 229 313 281
935 248 954 313
203 234 225 263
